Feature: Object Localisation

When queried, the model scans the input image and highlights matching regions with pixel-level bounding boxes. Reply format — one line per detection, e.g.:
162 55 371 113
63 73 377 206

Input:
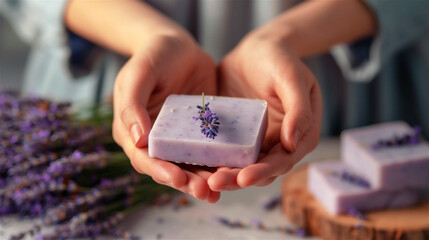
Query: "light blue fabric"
0 0 121 106
0 0 428 137
322 0 429 136
366 0 429 67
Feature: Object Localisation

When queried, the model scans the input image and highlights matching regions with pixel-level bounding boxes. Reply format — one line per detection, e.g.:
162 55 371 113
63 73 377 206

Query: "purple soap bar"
148 95 268 168
308 161 418 215
342 122 429 190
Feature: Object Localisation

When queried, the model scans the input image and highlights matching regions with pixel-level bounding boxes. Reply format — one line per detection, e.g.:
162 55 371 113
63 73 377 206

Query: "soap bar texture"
308 161 418 215
341 122 429 190
148 95 268 168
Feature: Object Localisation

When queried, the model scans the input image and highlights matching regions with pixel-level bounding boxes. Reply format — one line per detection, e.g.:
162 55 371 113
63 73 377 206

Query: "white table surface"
0 138 340 240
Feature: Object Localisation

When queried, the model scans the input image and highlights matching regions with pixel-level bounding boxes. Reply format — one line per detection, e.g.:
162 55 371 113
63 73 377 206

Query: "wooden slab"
282 165 429 240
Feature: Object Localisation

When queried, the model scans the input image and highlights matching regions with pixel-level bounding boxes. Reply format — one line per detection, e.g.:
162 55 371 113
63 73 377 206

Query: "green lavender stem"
202 92 205 112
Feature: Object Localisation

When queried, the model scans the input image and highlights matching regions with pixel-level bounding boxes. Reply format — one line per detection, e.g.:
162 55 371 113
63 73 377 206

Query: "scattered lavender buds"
212 215 307 237
262 195 282 211
348 207 366 228
193 93 220 139
0 91 173 240
372 126 422 150
348 207 365 220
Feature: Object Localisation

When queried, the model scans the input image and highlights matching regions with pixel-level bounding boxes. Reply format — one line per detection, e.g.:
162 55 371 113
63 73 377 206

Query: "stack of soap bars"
308 122 429 215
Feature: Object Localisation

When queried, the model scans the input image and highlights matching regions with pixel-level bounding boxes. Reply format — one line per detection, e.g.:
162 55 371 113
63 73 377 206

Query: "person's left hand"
112 32 221 203
207 30 323 191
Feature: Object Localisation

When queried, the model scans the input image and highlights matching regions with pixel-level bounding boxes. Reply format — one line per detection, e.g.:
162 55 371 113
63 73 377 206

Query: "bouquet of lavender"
0 91 172 239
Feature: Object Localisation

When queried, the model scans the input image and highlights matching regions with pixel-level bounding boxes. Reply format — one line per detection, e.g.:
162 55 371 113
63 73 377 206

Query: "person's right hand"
208 28 323 192
112 30 221 203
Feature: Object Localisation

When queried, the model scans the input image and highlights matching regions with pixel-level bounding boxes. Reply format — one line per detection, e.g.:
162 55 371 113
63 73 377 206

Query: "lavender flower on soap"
193 93 220 139
372 126 422 150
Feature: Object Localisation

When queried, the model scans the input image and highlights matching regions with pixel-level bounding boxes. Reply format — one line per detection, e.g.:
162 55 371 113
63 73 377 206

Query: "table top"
0 138 340 240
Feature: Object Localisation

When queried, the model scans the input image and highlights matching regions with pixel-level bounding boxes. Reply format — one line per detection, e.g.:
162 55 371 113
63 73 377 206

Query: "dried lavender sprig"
7 153 59 175
1 125 108 162
68 206 106 230
0 130 105 173
38 212 125 240
0 197 14 216
12 184 168 240
98 173 140 190
27 126 108 154
2 151 126 196
46 151 108 178
67 183 171 227
11 180 79 205
43 189 102 225
0 92 175 240
2 172 52 196
193 93 220 139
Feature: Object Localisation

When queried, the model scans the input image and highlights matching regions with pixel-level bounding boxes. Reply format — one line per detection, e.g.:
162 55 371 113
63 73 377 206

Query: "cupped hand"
208 31 322 191
112 31 220 203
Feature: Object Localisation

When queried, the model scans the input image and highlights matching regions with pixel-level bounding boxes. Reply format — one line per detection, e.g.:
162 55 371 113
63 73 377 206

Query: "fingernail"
293 130 302 151
131 124 143 146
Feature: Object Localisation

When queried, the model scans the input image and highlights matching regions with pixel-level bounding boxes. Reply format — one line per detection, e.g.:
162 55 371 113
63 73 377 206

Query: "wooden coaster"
282 165 429 240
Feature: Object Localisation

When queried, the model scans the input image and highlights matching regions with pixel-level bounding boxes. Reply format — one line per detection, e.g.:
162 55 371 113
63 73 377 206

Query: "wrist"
246 0 377 59
130 25 195 55
240 22 300 60
246 20 302 57
65 0 196 56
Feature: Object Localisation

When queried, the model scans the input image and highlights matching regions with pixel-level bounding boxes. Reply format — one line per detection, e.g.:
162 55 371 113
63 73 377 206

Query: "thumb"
276 70 314 153
115 53 157 148
120 104 153 148
280 106 312 152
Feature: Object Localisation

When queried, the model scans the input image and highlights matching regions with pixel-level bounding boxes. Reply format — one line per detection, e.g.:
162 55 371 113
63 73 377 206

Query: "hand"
208 30 322 191
112 31 220 203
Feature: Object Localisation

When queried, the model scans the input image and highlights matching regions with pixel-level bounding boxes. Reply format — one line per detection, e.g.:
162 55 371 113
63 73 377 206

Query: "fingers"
237 144 294 188
129 147 188 189
280 106 311 152
206 190 221 203
125 140 219 202
183 165 221 203
190 171 221 203
169 167 220 203
114 117 187 188
117 121 219 203
237 79 322 189
207 167 241 191
308 80 323 152
254 176 277 187
178 171 210 200
120 105 153 147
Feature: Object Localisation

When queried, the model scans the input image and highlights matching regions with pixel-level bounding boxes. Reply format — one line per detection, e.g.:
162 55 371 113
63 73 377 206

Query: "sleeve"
330 0 429 82
0 0 69 47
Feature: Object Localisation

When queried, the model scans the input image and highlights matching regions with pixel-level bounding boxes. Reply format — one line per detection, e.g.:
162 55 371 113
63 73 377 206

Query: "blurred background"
0 15 29 91
1 1 428 138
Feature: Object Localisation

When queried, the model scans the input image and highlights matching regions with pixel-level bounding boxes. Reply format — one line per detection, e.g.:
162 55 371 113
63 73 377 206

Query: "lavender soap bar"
308 161 418 215
342 122 429 190
148 95 268 168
